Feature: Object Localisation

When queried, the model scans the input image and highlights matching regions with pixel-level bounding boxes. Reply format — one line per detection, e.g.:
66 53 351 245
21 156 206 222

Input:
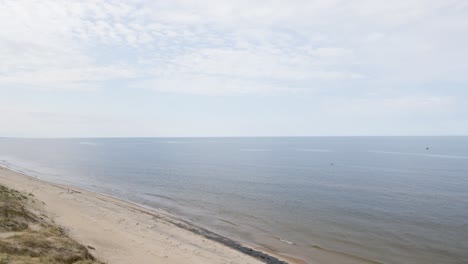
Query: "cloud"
166 48 359 79
134 75 294 95
323 95 456 118
0 0 467 96
132 46 362 95
0 64 139 91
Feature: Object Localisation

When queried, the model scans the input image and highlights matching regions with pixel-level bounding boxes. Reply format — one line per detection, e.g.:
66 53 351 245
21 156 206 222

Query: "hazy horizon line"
1 135 467 139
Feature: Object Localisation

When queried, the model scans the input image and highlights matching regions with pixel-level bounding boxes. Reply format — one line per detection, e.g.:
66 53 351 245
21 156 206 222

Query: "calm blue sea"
0 137 467 263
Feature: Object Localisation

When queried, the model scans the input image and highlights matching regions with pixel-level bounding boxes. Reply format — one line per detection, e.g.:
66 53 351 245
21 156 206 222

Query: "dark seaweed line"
164 218 288 264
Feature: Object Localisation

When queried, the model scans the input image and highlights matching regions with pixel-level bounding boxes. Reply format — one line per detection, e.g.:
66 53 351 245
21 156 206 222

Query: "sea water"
0 137 467 263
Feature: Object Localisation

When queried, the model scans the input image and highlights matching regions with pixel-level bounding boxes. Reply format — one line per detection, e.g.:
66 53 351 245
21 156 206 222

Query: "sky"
1 0 467 137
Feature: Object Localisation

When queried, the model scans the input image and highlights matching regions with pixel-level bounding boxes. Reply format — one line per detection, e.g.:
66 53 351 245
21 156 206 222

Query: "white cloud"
135 76 284 95
162 47 360 80
0 0 467 136
0 0 466 95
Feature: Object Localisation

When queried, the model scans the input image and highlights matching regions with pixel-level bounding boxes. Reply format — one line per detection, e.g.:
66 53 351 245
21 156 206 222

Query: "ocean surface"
0 137 467 263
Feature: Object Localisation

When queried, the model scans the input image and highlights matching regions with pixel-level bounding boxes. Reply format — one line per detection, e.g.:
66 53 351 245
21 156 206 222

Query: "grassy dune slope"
0 185 102 264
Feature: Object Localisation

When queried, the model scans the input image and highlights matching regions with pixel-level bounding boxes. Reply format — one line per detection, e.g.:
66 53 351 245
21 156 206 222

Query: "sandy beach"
0 166 290 264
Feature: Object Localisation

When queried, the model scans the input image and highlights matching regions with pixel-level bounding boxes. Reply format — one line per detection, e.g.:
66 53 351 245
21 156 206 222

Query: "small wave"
240 149 272 152
296 149 332 152
217 218 238 227
144 193 177 202
308 244 382 264
156 141 194 144
369 150 468 159
79 142 98 146
279 238 295 245
272 235 296 245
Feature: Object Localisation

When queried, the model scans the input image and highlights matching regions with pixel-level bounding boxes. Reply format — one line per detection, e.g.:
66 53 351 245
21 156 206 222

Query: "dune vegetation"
0 185 102 264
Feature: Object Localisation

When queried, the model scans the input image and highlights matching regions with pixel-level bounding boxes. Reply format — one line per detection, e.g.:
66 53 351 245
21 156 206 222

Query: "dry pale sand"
0 166 289 264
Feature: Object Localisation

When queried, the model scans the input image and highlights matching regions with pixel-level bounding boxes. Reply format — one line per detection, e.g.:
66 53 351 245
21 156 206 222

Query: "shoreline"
0 165 294 264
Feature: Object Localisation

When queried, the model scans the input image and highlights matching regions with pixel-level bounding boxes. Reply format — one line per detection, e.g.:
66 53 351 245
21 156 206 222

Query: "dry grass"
0 185 36 232
0 185 103 264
